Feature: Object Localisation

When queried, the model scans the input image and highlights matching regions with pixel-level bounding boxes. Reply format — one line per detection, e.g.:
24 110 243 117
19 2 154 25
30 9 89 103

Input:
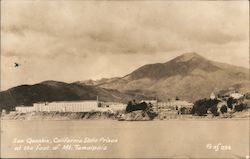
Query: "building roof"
158 100 193 107
230 93 244 99
34 100 98 104
141 100 157 103
173 101 193 106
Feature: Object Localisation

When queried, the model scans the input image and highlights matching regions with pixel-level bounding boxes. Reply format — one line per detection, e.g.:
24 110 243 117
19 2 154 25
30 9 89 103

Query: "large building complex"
141 99 193 113
158 100 194 112
15 100 126 113
15 98 194 114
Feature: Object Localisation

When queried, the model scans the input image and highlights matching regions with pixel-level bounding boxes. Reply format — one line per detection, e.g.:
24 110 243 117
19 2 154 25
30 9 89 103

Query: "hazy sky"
1 0 249 90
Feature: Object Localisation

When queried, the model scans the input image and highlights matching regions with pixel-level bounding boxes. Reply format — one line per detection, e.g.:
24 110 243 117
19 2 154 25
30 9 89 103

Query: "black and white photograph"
0 0 249 158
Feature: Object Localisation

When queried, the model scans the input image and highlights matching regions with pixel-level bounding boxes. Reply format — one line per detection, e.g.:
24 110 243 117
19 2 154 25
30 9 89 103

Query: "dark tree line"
192 97 248 116
125 101 148 113
191 98 220 116
125 101 157 119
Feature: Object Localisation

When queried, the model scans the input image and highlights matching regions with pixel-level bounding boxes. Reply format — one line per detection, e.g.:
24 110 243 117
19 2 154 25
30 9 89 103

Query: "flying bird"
14 62 20 68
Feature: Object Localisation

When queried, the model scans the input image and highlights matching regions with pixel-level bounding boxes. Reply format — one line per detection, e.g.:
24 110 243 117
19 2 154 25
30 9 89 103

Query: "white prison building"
16 106 35 113
33 100 100 112
102 102 126 111
15 100 126 113
157 100 193 112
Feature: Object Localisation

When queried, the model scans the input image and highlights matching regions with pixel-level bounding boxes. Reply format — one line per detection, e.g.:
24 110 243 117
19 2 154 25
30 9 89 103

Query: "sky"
1 0 249 90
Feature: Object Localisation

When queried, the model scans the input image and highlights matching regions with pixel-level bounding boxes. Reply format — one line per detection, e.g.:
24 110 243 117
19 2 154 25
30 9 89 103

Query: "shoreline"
1 110 249 121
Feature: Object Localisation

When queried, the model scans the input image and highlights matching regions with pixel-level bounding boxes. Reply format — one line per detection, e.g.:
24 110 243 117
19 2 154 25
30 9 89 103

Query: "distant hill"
0 81 150 111
95 52 249 101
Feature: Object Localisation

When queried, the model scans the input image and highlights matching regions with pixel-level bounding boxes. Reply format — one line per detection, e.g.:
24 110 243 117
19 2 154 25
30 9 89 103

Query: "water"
1 119 249 158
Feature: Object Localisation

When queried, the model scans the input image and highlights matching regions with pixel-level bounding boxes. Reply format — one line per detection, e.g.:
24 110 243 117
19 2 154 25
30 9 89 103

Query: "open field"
1 119 249 158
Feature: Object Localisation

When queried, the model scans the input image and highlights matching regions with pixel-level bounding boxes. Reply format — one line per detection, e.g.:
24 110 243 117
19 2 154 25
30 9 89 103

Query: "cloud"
3 1 248 55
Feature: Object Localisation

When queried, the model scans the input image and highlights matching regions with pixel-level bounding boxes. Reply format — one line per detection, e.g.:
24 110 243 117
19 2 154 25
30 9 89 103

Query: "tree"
125 101 133 113
192 98 220 116
146 110 158 120
128 101 133 107
235 103 247 112
125 101 148 113
192 99 208 116
227 97 236 109
180 107 187 114
220 105 228 114
206 99 220 109
209 105 219 116
148 102 153 108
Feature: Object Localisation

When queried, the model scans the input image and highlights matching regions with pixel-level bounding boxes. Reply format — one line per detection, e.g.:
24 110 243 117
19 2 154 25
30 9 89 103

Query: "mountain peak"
126 52 220 80
175 52 204 62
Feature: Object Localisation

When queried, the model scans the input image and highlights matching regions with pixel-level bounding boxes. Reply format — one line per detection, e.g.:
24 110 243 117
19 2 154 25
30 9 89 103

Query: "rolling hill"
0 81 149 111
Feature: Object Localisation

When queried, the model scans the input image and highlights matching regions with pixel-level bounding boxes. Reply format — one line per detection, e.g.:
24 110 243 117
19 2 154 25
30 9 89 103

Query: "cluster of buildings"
141 92 246 115
14 91 245 114
141 99 194 114
15 100 126 113
15 98 194 114
213 92 246 111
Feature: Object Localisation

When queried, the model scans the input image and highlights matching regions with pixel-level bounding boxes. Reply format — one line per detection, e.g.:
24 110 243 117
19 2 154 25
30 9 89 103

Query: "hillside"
96 52 249 101
0 81 149 111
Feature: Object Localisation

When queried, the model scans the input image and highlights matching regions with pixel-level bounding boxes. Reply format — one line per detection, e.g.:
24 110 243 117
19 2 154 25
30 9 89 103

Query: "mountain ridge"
80 52 249 87
95 52 249 101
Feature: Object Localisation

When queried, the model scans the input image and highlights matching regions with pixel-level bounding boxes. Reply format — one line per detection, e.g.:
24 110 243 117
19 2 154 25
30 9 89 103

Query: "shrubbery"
146 110 158 120
191 98 220 116
220 105 228 114
191 93 249 117
193 104 207 116
209 105 219 116
180 107 186 114
125 101 157 120
227 97 237 109
235 103 247 112
125 101 148 113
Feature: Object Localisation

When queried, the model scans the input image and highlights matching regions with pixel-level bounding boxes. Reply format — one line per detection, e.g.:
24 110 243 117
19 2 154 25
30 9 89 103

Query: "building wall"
33 101 99 112
15 101 126 113
103 102 127 111
137 100 193 113
16 106 35 113
157 101 193 113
